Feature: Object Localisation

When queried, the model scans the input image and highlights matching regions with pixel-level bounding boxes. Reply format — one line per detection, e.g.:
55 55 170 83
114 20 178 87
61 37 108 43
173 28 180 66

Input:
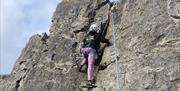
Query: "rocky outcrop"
0 0 180 91
168 0 180 19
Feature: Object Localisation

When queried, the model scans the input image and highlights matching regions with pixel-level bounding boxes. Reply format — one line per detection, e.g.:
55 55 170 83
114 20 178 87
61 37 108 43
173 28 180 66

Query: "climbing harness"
110 6 121 91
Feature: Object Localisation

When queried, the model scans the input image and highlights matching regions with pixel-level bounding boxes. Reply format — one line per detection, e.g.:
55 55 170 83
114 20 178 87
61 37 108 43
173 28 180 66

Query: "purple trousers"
80 47 97 81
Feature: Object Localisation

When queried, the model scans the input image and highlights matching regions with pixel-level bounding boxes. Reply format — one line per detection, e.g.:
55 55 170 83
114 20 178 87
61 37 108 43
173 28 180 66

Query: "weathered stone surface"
167 0 180 19
0 0 180 91
95 0 180 91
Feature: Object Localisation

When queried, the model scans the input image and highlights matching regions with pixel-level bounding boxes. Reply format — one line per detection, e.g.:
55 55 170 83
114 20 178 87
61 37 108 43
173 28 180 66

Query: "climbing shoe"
79 65 83 72
79 80 97 88
86 80 97 87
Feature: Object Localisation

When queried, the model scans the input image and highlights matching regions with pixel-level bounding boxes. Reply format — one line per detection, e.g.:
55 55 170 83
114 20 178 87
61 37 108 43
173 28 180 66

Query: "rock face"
167 0 180 19
0 0 180 91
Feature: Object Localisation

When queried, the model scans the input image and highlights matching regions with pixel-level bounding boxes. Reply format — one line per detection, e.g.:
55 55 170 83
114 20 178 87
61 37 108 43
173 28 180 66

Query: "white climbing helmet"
89 23 98 32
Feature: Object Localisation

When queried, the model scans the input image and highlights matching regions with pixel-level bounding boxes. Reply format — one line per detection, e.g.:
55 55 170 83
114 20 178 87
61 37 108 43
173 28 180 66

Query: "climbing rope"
110 8 121 91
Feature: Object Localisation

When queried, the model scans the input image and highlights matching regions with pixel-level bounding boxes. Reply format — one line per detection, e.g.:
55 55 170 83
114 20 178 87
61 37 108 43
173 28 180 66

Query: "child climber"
79 23 110 87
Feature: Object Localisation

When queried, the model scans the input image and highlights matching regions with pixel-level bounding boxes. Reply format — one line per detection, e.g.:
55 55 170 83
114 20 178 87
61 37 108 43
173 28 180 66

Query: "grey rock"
0 0 180 91
167 0 180 19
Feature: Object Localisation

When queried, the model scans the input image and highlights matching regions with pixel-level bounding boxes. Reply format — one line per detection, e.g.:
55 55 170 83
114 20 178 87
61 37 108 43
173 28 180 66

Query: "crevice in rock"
99 61 115 70
166 38 180 44
151 34 166 45
43 49 48 53
72 42 78 48
21 68 28 72
19 60 27 65
15 78 22 91
51 54 56 60
94 0 113 11
171 15 180 19
94 1 115 68
73 27 87 33
32 61 38 68
14 69 29 91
